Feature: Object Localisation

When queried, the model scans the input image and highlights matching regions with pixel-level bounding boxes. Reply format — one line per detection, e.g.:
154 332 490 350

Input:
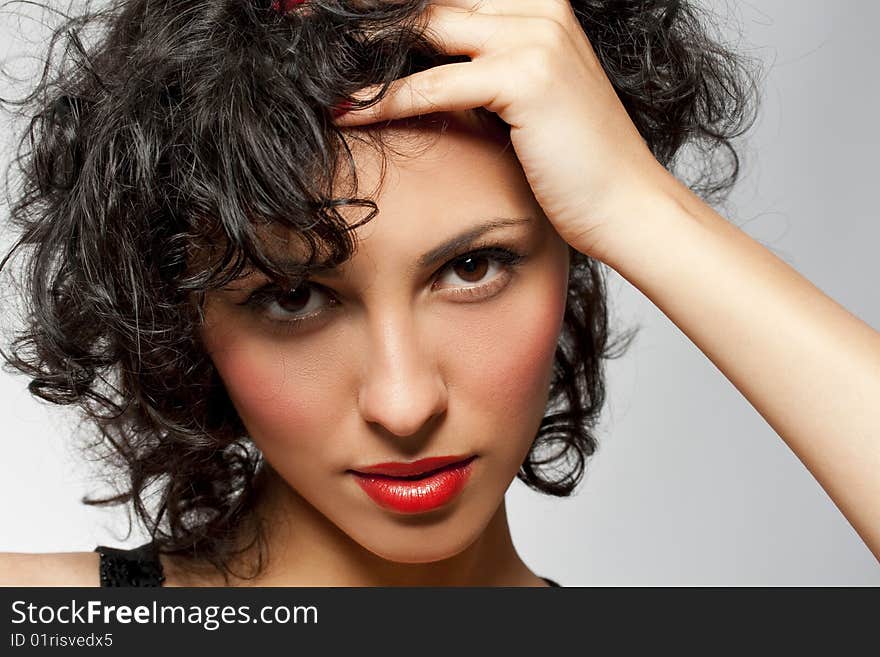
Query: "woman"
0 0 876 586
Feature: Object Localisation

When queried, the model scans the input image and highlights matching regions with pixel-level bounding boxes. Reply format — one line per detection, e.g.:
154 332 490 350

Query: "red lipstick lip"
349 454 475 478
350 456 478 514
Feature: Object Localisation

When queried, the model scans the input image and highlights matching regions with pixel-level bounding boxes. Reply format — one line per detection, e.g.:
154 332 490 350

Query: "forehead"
257 110 543 261
343 110 535 220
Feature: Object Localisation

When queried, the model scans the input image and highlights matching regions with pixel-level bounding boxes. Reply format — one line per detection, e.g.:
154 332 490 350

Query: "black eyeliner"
239 241 528 315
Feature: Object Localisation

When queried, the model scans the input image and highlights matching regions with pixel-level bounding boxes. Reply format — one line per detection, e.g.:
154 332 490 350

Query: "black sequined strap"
94 541 165 587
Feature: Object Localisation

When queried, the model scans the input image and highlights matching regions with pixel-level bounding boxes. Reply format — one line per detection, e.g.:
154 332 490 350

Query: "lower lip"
351 457 477 514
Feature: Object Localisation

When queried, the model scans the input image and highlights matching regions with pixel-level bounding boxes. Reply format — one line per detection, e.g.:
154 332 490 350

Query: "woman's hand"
331 0 677 263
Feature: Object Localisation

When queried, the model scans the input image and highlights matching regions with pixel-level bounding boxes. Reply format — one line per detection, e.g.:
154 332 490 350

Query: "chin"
340 502 492 565
356 527 480 565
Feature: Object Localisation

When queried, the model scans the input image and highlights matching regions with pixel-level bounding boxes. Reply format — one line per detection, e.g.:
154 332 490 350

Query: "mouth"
348 455 478 514
348 454 477 479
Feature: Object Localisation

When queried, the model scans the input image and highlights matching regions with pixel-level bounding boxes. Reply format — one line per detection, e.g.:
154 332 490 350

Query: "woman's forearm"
592 173 880 562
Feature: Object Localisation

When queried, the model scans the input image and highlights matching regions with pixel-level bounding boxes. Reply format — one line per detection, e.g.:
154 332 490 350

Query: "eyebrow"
267 215 534 280
416 216 533 269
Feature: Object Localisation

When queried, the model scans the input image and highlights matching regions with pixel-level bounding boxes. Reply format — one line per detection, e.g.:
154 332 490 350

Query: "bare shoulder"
0 551 100 587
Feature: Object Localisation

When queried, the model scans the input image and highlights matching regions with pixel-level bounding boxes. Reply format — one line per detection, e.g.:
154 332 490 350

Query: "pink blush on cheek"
452 284 566 418
208 339 332 437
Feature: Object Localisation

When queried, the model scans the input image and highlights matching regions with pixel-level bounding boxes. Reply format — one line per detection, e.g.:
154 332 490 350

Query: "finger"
415 2 584 62
351 5 507 64
430 0 599 74
417 5 537 57
331 59 506 126
430 0 578 25
428 0 533 15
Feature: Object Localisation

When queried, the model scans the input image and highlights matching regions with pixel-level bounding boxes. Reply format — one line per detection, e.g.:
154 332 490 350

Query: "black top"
94 542 561 587
94 542 166 587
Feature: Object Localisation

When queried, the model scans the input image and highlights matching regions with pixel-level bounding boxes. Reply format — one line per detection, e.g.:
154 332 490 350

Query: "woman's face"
200 111 570 565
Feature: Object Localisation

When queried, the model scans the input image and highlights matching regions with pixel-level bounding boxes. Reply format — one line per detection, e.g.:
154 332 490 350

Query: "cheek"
445 265 567 421
202 326 344 449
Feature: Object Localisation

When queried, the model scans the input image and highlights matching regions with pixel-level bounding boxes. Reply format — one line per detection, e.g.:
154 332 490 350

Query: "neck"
212 463 538 587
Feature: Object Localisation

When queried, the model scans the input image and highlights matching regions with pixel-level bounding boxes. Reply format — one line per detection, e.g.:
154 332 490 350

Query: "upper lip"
349 454 475 478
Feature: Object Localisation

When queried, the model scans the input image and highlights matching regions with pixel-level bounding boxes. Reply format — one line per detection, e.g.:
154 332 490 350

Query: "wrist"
581 165 704 272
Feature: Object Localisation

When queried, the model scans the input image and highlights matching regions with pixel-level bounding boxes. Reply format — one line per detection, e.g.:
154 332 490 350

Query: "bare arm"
593 172 880 562
0 552 100 586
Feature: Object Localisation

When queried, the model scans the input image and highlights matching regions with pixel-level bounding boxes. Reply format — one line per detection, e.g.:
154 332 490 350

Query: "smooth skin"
333 0 880 560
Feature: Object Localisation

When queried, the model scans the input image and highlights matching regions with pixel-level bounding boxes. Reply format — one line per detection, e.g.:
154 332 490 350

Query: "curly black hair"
0 0 759 581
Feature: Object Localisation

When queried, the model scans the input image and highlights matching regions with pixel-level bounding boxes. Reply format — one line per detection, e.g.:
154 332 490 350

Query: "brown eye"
451 255 490 283
434 247 526 299
243 280 336 326
276 284 312 313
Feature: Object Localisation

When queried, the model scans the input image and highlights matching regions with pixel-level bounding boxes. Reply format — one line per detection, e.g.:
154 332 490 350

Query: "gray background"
1 1 877 584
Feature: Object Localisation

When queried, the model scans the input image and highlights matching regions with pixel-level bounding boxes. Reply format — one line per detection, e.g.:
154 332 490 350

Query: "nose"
357 311 448 438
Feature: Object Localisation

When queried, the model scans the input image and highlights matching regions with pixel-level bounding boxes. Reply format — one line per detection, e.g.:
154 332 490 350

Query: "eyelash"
240 245 526 333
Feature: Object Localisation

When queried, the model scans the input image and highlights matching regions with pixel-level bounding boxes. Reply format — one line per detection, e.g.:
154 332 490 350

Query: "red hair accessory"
271 0 307 12
330 100 353 118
